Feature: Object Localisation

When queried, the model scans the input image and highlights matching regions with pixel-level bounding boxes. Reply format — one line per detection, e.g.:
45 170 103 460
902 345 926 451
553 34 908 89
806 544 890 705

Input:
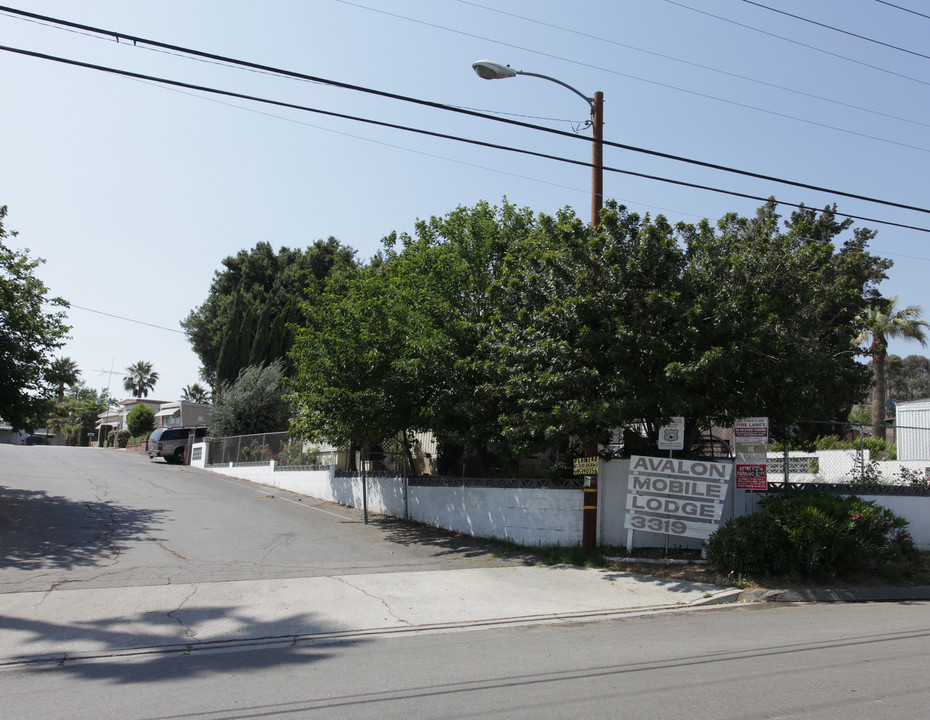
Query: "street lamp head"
472 60 517 80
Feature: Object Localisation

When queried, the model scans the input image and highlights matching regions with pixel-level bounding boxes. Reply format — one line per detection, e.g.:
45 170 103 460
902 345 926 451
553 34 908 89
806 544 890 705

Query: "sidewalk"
0 565 734 666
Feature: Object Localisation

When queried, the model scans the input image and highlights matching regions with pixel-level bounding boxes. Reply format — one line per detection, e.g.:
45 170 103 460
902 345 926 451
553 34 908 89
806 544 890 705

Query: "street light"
473 60 604 550
471 60 604 227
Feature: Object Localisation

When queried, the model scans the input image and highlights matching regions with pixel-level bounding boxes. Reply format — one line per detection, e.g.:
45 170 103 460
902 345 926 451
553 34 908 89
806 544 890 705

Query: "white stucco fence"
194 445 930 550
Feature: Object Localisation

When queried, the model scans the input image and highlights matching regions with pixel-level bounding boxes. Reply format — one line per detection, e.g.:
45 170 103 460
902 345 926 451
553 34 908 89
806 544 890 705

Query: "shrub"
705 490 920 580
116 429 131 448
277 440 320 467
703 514 792 578
126 403 156 437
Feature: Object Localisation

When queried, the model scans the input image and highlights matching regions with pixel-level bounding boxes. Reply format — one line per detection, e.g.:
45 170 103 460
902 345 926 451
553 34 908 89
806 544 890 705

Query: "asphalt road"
4 445 929 719
2 598 928 719
0 445 522 594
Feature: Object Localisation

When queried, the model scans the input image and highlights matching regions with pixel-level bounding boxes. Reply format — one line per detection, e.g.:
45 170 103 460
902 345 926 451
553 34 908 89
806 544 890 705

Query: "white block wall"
408 485 582 547
201 459 929 550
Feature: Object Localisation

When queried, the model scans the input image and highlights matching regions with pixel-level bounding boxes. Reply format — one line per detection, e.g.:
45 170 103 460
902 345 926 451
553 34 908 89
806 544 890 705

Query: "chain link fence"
204 432 340 467
763 420 930 488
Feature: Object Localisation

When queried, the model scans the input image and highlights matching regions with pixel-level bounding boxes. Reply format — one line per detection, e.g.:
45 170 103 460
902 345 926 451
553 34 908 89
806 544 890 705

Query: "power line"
331 0 929 154
69 304 186 334
6 2 926 155
454 0 930 131
666 0 930 88
2 6 928 210
3 31 928 220
743 0 930 61
4 43 928 234
874 1 930 21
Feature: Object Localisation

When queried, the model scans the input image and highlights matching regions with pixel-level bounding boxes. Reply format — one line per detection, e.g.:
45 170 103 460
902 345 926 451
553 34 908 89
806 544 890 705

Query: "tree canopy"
0 205 70 431
884 354 930 403
183 238 356 388
290 199 890 472
211 360 291 437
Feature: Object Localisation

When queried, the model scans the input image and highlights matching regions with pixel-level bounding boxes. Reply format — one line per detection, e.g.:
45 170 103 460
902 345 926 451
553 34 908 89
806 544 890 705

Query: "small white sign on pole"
658 416 685 451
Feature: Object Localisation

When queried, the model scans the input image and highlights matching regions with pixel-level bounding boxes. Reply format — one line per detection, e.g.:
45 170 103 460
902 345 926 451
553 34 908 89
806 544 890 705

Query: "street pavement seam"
0 601 738 670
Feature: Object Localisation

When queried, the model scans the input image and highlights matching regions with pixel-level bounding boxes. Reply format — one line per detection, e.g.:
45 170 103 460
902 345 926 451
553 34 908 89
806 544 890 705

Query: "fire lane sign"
735 417 769 490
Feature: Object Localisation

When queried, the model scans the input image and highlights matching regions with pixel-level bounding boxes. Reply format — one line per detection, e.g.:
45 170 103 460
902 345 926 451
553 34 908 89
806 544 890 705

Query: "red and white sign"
735 417 769 439
735 417 769 490
735 463 767 491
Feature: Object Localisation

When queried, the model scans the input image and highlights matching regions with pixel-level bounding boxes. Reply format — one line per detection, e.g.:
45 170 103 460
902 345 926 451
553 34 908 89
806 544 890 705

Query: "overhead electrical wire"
743 0 930 61
329 0 929 153
874 1 930 21
69 304 186 334
6 2 926 156
454 0 929 131
0 5 927 221
666 0 930 88
3 43 928 235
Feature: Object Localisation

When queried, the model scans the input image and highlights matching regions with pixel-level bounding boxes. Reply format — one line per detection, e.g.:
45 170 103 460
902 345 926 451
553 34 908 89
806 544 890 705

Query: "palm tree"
46 356 80 402
181 383 210 404
857 296 929 441
123 361 159 398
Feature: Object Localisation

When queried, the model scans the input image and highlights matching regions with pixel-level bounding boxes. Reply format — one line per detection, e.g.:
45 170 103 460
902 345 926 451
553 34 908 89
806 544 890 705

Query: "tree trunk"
871 337 887 442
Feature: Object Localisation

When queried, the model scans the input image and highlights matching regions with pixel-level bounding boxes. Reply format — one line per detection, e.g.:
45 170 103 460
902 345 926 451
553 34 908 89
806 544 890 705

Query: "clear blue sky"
2 0 928 401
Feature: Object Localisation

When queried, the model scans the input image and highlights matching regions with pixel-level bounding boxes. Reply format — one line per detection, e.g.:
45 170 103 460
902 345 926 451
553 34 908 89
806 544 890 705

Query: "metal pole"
783 442 789 489
860 424 866 481
362 444 369 524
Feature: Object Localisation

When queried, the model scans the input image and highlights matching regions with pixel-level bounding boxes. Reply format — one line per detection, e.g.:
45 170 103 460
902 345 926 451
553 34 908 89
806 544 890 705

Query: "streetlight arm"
472 60 594 113
513 70 595 112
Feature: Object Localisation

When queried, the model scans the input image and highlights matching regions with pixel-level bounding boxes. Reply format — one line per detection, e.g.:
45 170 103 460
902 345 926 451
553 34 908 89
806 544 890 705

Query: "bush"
126 403 156 437
116 429 131 448
211 360 290 437
705 490 920 581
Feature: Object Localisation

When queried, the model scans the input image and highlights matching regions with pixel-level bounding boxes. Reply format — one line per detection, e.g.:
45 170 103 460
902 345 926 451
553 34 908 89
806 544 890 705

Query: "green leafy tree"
290 201 539 474
857 296 929 440
211 360 291 437
183 239 356 387
491 202 688 452
0 205 71 430
181 382 210 403
126 402 156 437
494 201 890 449
386 200 539 472
123 360 159 398
883 354 930 403
45 356 80 403
289 260 412 458
47 384 114 446
673 202 890 435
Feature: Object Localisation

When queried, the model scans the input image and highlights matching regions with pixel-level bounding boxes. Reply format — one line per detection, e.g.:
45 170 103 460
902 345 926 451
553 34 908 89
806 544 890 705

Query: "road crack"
165 586 200 640
333 577 412 626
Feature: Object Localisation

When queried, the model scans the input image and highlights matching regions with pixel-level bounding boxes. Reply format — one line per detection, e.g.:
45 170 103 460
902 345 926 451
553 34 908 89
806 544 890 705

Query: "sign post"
574 455 599 550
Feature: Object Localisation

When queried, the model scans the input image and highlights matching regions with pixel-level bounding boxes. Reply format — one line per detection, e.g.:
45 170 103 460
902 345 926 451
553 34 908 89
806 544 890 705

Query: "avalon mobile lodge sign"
625 455 732 544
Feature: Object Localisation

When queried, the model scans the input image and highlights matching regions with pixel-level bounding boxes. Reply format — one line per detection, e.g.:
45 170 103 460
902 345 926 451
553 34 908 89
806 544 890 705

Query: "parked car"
147 427 208 464
24 434 47 445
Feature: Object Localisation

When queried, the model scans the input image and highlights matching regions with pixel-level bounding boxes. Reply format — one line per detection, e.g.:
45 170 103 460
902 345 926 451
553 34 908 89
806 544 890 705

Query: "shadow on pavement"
0 485 165 572
370 517 539 565
0 605 349 683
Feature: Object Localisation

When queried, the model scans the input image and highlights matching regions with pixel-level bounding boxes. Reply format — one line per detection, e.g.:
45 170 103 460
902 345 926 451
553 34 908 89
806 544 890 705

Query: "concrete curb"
738 585 930 604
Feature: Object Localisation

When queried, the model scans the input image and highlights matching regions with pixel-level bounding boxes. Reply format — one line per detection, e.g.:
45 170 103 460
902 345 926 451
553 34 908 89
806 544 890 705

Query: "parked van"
147 427 208 464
